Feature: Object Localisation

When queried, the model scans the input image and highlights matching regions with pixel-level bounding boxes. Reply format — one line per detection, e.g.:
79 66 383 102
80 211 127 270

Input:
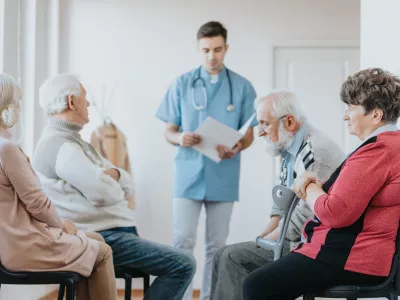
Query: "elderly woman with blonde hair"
0 73 117 300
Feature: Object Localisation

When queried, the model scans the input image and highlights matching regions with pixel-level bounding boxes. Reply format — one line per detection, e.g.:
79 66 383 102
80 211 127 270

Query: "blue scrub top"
156 66 257 202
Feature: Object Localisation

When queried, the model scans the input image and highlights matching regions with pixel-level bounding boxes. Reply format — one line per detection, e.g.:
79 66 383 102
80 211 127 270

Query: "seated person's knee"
86 232 106 243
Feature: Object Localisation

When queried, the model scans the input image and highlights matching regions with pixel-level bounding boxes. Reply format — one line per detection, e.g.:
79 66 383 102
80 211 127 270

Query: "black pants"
243 252 386 300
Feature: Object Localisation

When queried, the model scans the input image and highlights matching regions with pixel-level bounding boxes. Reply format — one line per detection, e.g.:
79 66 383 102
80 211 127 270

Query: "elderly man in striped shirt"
210 90 345 300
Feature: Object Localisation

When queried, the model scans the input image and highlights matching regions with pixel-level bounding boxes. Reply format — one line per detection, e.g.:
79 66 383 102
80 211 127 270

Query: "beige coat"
90 122 131 173
0 130 99 277
91 122 135 209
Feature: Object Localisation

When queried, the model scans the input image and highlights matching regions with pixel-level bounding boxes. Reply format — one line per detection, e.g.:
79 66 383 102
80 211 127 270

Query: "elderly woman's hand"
292 172 323 200
62 220 78 235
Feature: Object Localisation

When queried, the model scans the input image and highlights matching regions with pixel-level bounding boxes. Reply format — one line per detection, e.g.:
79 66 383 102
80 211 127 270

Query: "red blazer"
295 131 400 276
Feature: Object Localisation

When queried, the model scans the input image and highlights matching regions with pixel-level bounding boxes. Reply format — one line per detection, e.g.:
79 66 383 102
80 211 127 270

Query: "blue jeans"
98 227 196 300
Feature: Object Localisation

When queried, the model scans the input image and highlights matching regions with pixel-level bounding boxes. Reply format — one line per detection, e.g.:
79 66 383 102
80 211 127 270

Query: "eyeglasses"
259 115 288 133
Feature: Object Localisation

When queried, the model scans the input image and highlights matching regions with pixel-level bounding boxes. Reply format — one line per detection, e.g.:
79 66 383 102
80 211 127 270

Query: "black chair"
115 266 150 300
0 263 81 300
58 266 150 300
303 227 400 300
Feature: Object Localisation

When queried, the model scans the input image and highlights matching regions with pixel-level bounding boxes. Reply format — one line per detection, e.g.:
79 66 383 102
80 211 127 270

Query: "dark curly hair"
340 68 400 123
197 21 227 42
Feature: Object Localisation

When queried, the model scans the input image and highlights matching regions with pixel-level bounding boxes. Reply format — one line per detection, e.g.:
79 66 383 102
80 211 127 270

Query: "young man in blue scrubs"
156 21 257 300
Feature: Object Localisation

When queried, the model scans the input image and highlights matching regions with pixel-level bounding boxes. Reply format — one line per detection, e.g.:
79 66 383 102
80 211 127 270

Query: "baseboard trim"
40 288 201 299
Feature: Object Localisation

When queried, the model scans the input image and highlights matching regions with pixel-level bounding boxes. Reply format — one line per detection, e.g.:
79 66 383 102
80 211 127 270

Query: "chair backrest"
392 225 400 292
0 262 27 278
0 263 7 275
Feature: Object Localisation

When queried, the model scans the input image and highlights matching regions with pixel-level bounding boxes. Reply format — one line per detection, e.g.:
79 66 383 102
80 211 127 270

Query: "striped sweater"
271 125 345 242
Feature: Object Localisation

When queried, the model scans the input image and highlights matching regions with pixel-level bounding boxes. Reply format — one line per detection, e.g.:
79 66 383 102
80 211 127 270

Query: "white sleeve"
100 156 135 199
55 142 125 206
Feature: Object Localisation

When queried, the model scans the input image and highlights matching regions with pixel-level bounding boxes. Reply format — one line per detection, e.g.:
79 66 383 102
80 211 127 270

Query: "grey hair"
0 73 21 129
39 73 81 116
254 90 307 123
341 68 400 123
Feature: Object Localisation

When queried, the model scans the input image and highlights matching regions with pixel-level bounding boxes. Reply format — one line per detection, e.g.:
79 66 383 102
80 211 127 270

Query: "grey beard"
264 123 295 157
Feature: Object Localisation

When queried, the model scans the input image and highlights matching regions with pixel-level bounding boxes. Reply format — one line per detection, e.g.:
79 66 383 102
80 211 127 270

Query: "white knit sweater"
32 118 136 232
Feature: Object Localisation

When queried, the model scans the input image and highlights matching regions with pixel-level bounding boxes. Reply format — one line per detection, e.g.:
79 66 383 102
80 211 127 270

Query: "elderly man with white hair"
32 73 196 300
209 90 345 300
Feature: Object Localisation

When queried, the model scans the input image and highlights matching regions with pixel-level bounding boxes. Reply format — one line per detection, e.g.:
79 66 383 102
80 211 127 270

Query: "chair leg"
143 274 150 293
347 298 357 300
57 284 65 300
388 294 398 300
66 281 76 300
124 274 132 300
303 295 315 300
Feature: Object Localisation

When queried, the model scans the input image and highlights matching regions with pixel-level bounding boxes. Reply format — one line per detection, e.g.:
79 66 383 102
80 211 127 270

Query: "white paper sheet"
238 113 256 135
193 117 244 163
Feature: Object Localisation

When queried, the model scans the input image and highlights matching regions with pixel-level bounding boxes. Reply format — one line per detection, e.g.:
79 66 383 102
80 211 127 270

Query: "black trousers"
243 252 386 300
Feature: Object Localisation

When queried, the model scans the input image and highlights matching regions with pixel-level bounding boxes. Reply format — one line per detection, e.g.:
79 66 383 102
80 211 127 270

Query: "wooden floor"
127 297 199 300
118 290 200 300
46 290 361 300
43 290 200 300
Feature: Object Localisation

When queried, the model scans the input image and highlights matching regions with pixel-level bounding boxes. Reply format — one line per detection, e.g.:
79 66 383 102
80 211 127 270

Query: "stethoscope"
191 66 235 112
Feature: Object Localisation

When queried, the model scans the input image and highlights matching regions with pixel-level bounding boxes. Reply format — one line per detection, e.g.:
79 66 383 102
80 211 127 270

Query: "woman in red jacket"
243 68 400 300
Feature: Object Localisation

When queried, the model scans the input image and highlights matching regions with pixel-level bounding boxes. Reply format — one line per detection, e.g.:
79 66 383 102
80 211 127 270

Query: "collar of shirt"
280 123 309 187
362 123 398 143
200 65 227 84
284 122 310 158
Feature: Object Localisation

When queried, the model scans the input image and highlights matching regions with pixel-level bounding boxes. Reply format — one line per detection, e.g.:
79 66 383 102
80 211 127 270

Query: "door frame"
269 40 360 88
268 40 360 179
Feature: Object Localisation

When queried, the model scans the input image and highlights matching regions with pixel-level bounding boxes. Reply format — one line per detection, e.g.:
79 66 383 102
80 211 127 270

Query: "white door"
274 46 360 154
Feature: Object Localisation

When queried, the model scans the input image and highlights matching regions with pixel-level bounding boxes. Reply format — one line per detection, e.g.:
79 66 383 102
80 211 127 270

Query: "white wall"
360 0 400 74
0 1 64 298
60 0 361 290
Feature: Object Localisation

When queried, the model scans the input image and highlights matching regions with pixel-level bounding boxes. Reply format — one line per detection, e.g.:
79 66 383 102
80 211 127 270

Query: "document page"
193 117 244 163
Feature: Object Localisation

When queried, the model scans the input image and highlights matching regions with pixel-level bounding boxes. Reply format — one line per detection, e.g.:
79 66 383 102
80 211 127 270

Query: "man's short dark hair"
197 21 227 42
340 68 400 123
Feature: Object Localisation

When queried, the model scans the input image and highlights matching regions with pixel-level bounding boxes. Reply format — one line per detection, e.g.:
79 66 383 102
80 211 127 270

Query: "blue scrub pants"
173 198 234 300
